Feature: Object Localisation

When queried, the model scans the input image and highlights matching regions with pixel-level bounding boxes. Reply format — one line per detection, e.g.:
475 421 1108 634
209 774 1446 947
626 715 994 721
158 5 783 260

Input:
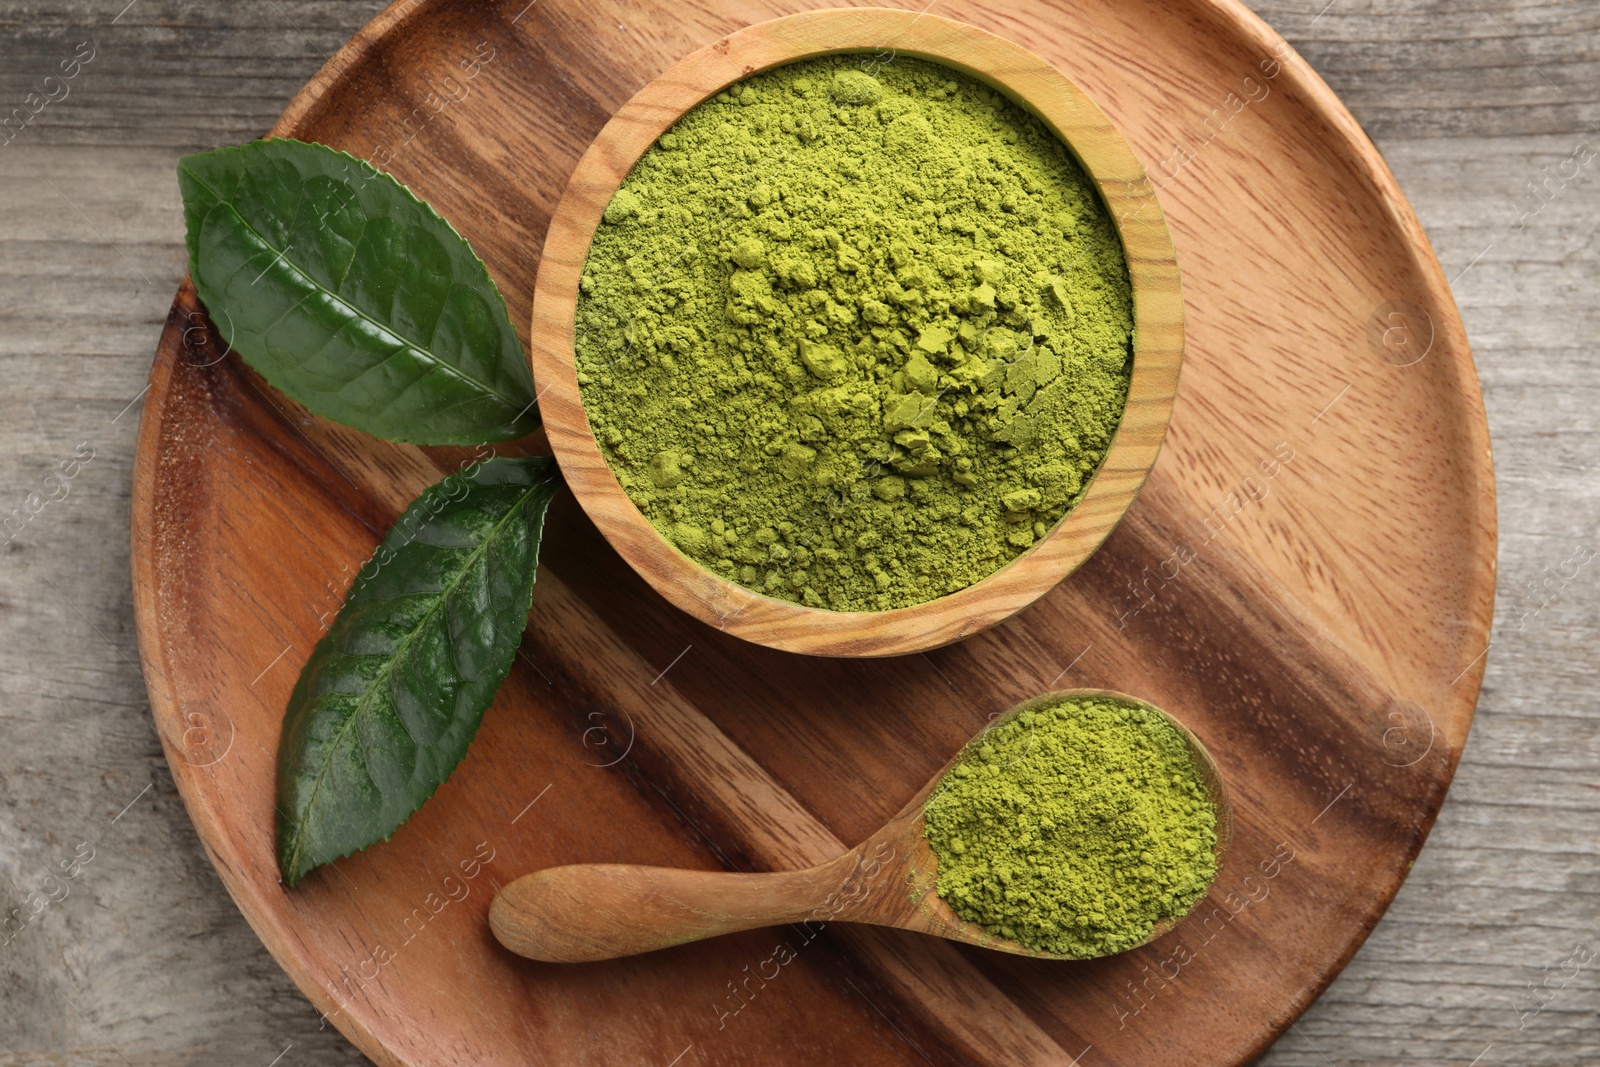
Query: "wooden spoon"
489 690 1232 963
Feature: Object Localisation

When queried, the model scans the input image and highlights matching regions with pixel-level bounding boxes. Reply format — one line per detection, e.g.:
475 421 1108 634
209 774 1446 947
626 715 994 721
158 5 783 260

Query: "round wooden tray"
130 2 1495 1066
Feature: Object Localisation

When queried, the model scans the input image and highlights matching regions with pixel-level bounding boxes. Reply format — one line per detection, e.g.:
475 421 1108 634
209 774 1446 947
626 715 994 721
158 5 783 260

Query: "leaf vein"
331 215 371 298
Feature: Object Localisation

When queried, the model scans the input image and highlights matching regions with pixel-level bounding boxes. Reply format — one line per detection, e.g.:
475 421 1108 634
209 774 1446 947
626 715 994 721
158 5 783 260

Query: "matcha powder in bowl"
574 54 1133 612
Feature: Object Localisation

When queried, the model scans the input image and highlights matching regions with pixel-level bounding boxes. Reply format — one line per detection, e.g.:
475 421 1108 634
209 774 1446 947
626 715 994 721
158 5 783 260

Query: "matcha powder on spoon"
923 696 1219 957
575 55 1133 611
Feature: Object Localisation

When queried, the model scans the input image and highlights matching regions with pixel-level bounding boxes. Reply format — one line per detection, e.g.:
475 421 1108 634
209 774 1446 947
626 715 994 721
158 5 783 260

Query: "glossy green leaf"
276 456 560 886
178 138 538 444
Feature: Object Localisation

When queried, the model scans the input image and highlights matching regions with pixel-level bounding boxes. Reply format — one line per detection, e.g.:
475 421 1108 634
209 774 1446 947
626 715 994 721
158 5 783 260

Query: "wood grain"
12 1 1599 1066
127 1 1496 1065
531 8 1184 657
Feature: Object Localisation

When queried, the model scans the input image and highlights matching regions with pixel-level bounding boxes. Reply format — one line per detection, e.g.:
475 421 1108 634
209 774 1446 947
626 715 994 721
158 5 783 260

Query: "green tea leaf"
276 456 559 886
179 138 538 444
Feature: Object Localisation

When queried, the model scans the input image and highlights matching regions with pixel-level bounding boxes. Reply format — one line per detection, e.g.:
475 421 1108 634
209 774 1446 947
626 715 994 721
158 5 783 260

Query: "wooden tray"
130 2 1495 1065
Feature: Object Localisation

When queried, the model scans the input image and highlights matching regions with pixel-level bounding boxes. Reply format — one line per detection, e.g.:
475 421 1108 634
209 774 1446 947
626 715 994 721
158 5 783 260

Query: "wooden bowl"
529 7 1184 657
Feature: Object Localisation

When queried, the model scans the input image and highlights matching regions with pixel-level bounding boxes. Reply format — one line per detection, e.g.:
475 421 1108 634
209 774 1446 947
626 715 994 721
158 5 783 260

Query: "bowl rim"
528 6 1184 658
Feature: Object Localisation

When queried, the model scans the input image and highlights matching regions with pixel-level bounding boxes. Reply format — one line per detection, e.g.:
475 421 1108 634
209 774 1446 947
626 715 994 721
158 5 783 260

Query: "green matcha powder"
923 697 1219 957
576 55 1133 611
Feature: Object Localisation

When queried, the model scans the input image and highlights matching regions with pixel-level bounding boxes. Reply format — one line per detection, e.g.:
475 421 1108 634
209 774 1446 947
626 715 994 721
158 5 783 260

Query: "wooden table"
0 2 1593 1064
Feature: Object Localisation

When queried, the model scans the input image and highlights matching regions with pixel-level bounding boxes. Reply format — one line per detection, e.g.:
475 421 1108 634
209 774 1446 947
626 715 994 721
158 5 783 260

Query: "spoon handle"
489 855 859 963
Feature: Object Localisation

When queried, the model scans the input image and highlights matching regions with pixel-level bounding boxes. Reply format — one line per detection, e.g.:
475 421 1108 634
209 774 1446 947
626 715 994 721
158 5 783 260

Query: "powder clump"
576 55 1133 611
923 696 1219 958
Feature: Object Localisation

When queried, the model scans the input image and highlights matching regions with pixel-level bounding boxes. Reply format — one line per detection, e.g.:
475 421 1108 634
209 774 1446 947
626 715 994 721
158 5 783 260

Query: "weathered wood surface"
0 2 1591 1066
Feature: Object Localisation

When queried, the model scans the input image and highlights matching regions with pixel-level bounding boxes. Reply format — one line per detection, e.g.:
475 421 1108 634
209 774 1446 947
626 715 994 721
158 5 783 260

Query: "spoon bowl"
489 690 1232 963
